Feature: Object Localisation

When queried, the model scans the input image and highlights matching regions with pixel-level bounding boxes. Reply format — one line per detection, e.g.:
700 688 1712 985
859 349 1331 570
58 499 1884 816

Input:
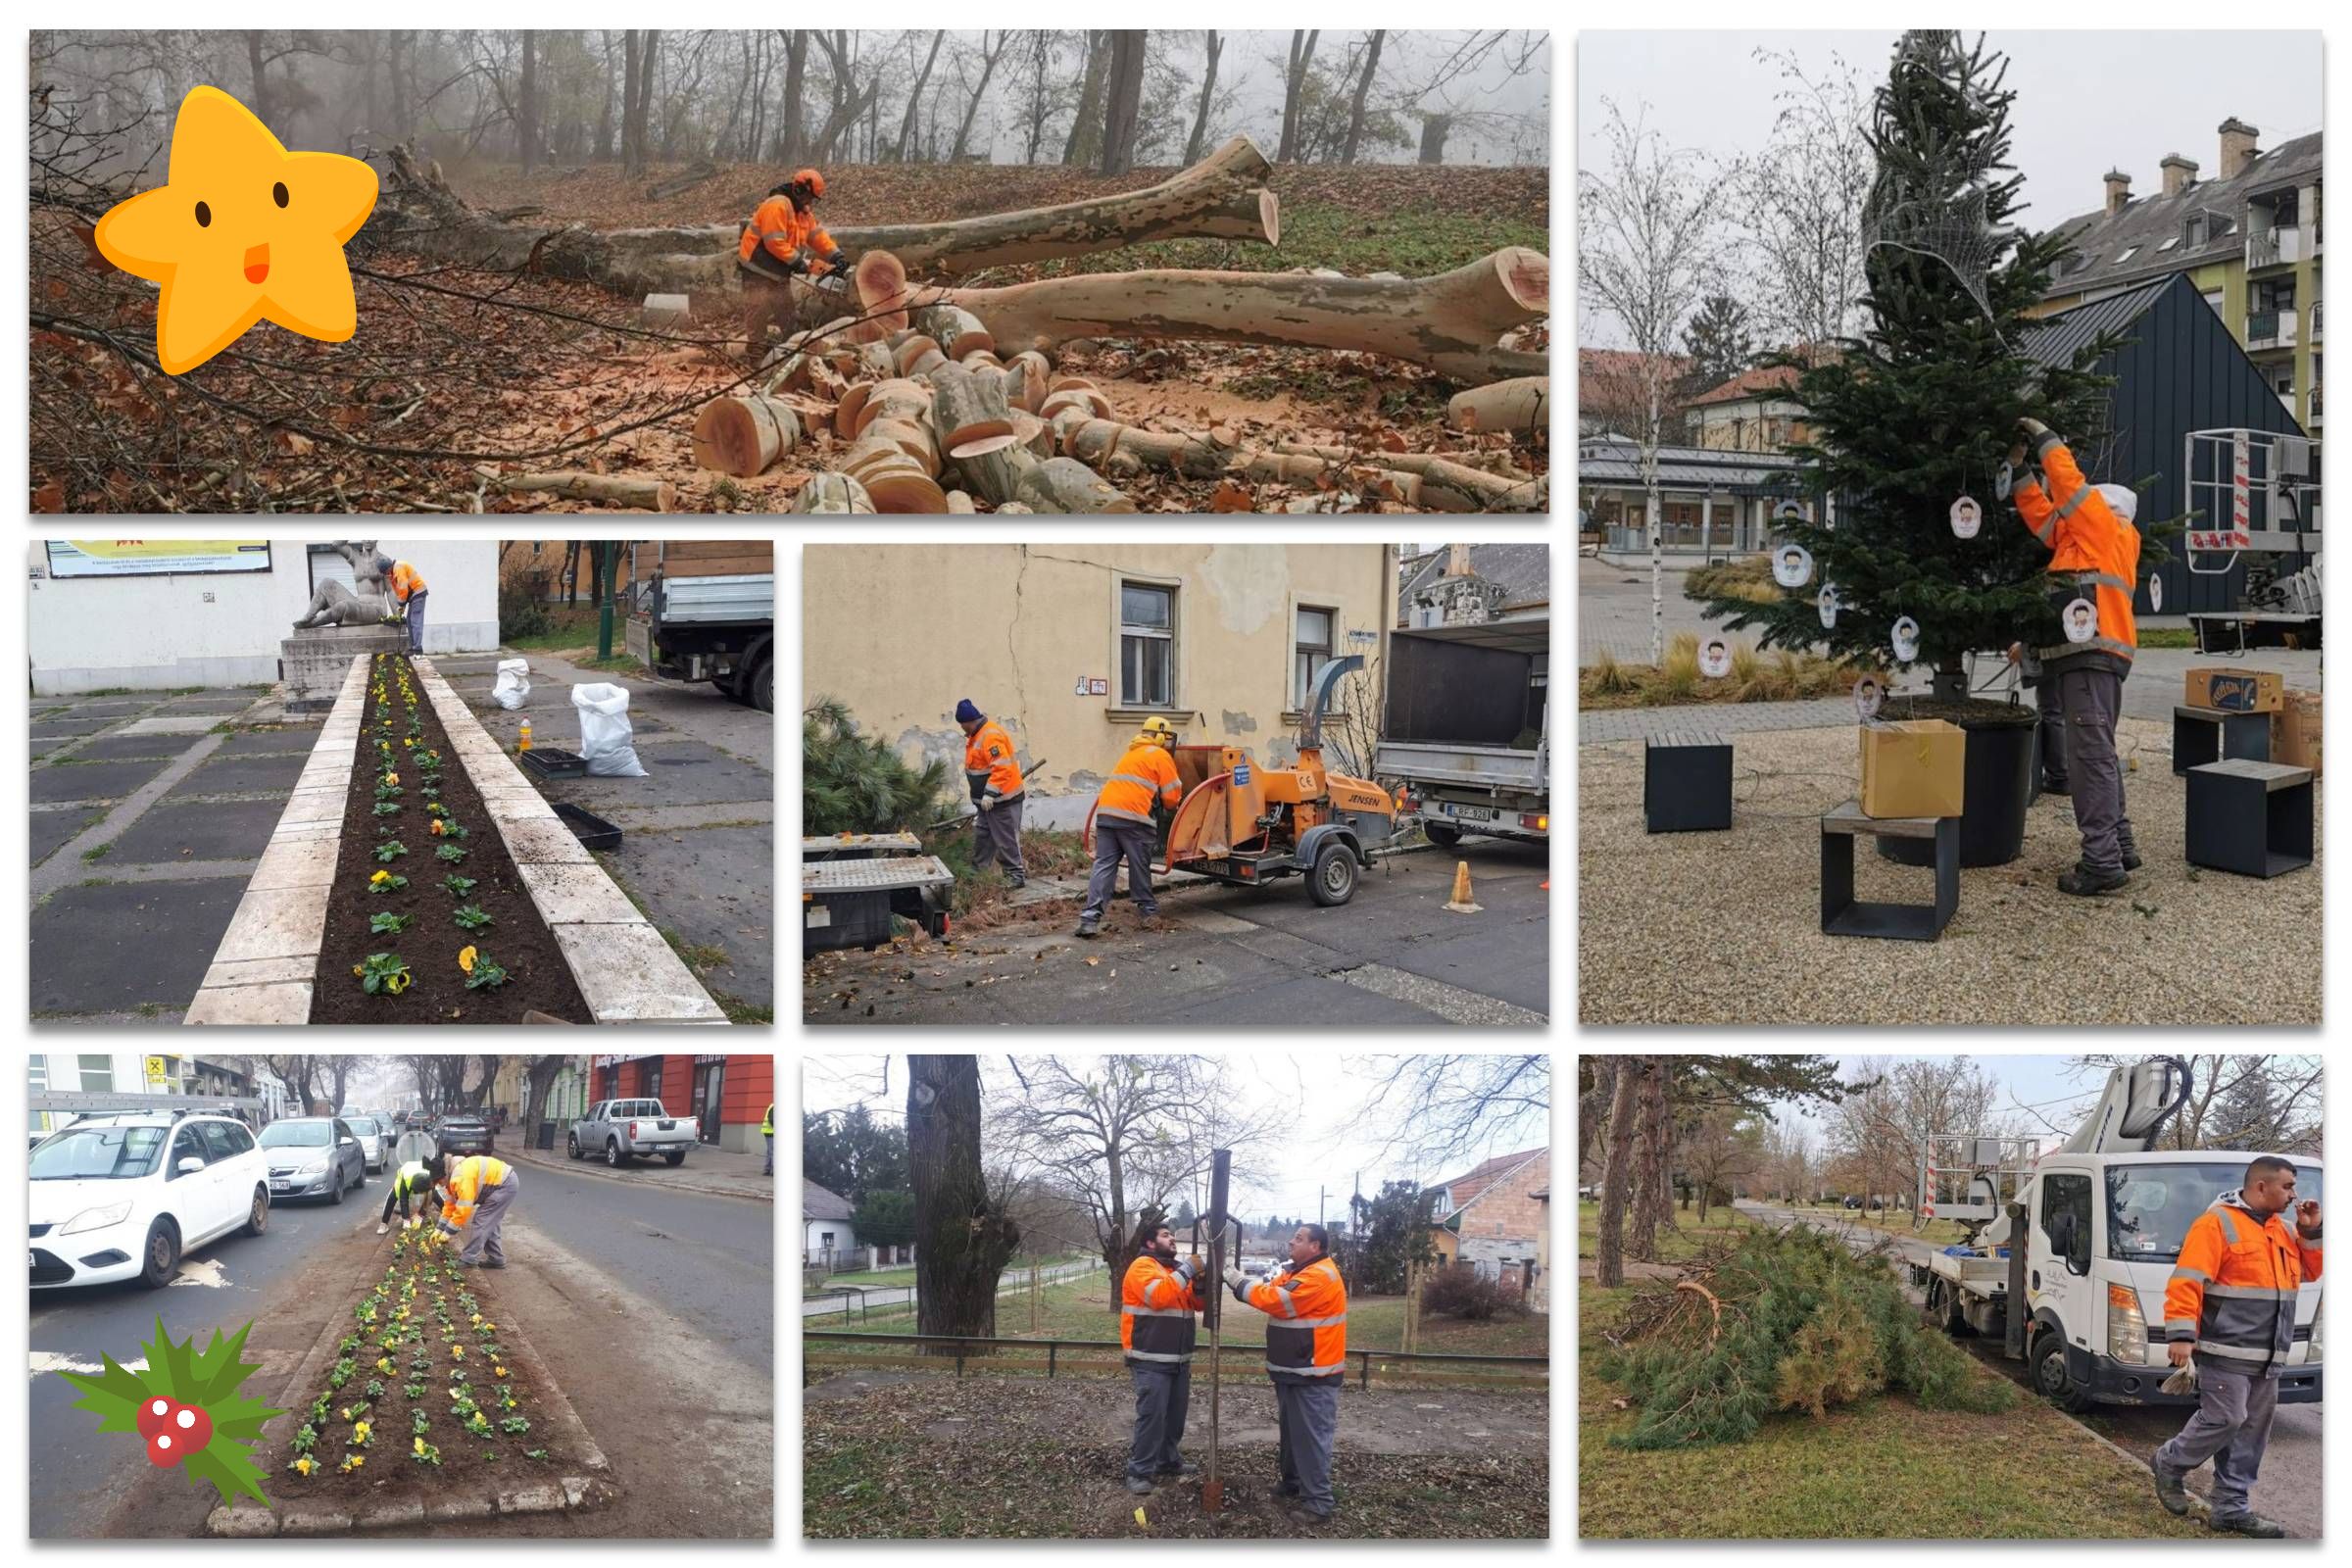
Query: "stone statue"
291 540 395 630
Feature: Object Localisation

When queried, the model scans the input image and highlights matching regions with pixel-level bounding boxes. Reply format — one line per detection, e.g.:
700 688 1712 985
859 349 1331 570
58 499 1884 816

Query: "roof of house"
2020 273 2178 369
803 1179 855 1222
1686 364 1804 410
1580 346 1691 383
1396 544 1550 611
1577 433 1806 491
1430 1147 1547 1217
2043 130 2322 300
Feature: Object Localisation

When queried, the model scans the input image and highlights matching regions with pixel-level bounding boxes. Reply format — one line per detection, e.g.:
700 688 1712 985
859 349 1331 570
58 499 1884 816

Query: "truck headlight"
60 1201 133 1236
2107 1283 2150 1361
2311 1299 2324 1360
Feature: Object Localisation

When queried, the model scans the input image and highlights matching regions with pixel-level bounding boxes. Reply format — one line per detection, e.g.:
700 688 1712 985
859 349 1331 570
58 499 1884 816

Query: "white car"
346 1115 393 1172
29 1112 271 1290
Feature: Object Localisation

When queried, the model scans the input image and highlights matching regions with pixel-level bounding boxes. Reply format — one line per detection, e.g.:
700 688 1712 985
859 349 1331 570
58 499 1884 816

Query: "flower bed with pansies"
269 1223 583 1507
310 652 589 1023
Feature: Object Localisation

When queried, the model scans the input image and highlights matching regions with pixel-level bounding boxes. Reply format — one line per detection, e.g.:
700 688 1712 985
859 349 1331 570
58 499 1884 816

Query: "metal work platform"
802 855 955 894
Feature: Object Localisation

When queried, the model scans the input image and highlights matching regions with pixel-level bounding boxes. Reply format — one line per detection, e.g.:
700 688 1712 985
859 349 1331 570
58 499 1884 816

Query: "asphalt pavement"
1737 1200 2322 1540
805 837 1549 1025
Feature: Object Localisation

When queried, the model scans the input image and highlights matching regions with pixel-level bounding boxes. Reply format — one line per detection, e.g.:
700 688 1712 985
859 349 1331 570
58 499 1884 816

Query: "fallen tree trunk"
1267 442 1546 508
929 362 1018 460
477 469 675 511
863 246 1549 384
1015 456 1140 514
372 136 1278 299
691 396 803 477
1447 375 1549 436
646 159 720 200
792 473 876 514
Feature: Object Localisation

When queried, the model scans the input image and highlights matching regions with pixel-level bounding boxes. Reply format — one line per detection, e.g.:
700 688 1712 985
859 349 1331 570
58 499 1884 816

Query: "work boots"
2119 824 2143 873
1125 1476 1154 1495
2210 1514 2287 1539
2151 1460 2194 1516
1074 915 1102 940
2058 862 2130 897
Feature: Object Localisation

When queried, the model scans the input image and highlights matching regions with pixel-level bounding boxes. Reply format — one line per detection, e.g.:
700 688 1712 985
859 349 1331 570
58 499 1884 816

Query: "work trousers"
763 1133 773 1176
2058 664 2135 874
380 1182 430 1226
457 1170 519 1265
1126 1362 1193 1481
2154 1363 2279 1521
1273 1376 1340 1517
2034 677 2069 790
972 793 1026 879
404 591 427 654
1083 820 1158 919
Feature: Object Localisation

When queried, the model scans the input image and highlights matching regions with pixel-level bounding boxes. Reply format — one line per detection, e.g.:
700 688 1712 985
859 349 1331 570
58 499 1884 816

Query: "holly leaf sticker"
55 1349 154 1436
55 1316 284 1508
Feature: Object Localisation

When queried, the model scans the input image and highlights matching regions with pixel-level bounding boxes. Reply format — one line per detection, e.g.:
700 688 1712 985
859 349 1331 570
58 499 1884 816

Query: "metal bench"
1821 799 1959 941
2185 760 2314 878
1643 731 1733 833
2172 704 2272 775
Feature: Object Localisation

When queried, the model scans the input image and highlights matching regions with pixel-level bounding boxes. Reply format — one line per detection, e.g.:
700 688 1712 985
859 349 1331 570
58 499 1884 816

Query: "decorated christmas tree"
1697 31 2124 709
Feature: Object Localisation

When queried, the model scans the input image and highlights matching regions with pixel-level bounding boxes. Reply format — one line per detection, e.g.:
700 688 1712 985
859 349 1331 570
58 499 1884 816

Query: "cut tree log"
860 416 941 477
917 305 995 361
1003 351 1054 412
792 473 876 514
1015 457 1139 514
1447 375 1549 436
374 137 1277 298
894 334 944 377
840 436 949 513
1264 442 1546 511
1065 418 1238 478
946 490 976 514
928 362 1018 459
897 246 1549 384
476 469 675 511
645 159 720 201
691 396 803 477
956 444 1042 509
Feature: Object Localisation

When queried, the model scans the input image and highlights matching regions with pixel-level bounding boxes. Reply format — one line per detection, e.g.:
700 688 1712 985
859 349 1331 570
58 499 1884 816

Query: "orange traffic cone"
1444 859 1483 915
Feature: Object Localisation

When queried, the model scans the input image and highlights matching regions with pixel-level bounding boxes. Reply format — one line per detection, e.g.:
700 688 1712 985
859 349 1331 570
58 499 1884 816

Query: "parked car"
569 1099 700 1167
433 1114 495 1158
257 1117 368 1204
345 1115 394 1173
1842 1197 1863 1209
29 1111 271 1289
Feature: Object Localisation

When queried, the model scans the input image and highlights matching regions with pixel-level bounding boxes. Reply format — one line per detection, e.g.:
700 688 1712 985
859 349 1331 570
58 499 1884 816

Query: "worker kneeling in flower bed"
433 1152 519 1270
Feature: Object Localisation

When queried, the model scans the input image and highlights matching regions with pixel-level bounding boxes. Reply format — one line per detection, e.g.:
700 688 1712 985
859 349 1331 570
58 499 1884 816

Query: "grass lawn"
1575 1200 1753 1263
502 607 607 651
1578 1281 2202 1540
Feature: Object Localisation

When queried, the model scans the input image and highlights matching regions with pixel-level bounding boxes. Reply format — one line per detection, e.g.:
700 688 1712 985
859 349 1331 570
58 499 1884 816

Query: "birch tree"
1738 47 1873 359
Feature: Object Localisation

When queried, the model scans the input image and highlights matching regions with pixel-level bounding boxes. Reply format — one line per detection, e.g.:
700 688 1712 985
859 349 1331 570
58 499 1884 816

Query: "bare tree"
775 29 808 164
1183 30 1223 166
1738 48 1873 358
2060 1055 2326 1155
1276 29 1319 163
1347 1054 1550 1170
1097 30 1148 176
516 1054 570 1152
1580 97 1739 662
1594 1058 1641 1288
1061 30 1110 166
1628 1058 1676 1258
1338 30 1386 166
908 1055 1022 1349
516 30 538 173
949 31 1012 163
1682 1109 1763 1220
895 30 946 162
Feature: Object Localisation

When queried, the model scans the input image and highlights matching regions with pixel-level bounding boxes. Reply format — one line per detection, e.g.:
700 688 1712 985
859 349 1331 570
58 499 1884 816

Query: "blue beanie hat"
955 699 982 723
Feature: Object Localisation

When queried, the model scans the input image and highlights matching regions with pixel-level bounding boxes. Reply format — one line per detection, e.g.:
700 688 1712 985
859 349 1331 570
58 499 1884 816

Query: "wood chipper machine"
1085 656 1397 907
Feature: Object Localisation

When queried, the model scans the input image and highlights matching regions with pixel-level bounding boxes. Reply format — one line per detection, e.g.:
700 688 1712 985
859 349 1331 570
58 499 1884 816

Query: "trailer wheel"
2032 1324 2093 1412
1307 842 1359 907
752 653 774 713
1423 821 1462 849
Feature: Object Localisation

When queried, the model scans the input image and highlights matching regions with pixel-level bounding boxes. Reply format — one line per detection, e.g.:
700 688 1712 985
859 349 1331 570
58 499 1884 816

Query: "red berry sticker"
143 1401 215 1467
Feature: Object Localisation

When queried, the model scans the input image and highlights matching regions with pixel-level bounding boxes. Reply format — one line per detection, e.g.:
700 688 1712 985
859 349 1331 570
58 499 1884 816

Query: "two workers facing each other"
1120 1220 1349 1527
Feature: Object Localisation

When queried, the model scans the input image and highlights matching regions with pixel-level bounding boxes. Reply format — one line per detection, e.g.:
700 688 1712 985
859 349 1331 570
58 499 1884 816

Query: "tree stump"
691 396 803 478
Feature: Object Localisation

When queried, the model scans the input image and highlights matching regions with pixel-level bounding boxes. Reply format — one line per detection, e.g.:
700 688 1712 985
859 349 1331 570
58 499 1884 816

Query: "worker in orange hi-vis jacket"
1119 1220 1206 1496
1224 1223 1348 1526
2148 1155 2321 1538
736 168 855 288
956 699 1027 888
1077 715 1182 940
2009 415 2141 895
376 553 429 655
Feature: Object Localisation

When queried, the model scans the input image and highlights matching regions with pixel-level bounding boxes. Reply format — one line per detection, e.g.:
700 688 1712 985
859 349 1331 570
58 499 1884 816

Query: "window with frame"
1120 581 1176 708
643 1060 662 1102
1294 607 1335 710
169 1125 208 1179
2041 1171 2093 1259
77 1054 114 1093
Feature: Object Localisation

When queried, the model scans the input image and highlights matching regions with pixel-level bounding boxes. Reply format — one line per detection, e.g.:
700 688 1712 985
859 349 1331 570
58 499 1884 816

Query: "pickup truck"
569 1099 700 1168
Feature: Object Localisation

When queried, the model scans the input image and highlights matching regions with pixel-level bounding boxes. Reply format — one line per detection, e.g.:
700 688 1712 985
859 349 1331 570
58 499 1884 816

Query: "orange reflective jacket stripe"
2013 438 2139 663
388 563 426 601
2161 1199 2322 1368
443 1154 511 1227
963 720 1023 801
1095 741 1181 827
1121 1254 1201 1362
1241 1255 1348 1379
738 194 840 266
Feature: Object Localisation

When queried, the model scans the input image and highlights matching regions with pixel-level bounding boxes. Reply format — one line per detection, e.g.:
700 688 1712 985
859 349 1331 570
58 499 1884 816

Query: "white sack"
571 682 648 777
491 658 531 710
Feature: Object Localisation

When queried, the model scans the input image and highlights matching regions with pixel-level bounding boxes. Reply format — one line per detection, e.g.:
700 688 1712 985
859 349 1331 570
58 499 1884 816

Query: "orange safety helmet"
791 168 826 199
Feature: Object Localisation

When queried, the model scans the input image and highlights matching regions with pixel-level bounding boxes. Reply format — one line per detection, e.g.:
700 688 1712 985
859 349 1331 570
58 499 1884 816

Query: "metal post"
1205 1147 1232 1514
596 541 619 660
2004 1200 2029 1361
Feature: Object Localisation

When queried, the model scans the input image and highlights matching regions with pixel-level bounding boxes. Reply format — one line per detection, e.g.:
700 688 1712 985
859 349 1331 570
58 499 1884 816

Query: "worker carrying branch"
1076 715 1183 939
2149 1157 2321 1539
1224 1223 1348 1526
737 168 855 288
1121 1219 1207 1496
2009 416 2141 895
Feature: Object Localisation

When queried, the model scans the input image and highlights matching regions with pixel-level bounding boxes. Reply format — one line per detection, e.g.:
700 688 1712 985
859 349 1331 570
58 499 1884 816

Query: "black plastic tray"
553 800 623 852
520 747 589 781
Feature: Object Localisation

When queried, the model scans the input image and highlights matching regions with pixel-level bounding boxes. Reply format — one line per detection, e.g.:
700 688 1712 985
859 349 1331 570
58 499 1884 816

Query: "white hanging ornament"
2148 571 2164 613
1818 583 1840 629
2063 598 2098 644
1890 615 1922 663
1853 674 1886 722
1772 543 1815 589
1950 495 1982 539
1994 462 2014 501
1699 638 1732 679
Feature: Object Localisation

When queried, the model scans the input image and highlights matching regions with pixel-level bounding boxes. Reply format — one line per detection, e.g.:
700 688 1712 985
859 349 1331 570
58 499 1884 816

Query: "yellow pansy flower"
459 946 477 973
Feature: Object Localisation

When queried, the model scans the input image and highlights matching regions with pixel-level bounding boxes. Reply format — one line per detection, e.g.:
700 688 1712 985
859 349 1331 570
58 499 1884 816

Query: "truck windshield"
2107 1163 2324 1262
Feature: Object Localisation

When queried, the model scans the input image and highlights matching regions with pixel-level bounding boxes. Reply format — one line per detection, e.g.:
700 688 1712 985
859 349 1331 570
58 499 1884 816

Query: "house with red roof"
1424 1145 1550 1306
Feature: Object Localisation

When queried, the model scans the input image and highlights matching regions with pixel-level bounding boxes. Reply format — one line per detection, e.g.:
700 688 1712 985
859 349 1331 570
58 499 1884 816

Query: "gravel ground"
1579 717 2321 1025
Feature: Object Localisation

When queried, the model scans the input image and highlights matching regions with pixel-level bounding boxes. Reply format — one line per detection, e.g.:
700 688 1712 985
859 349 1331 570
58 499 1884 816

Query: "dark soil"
311 653 590 1023
1877 694 2039 728
267 1228 595 1512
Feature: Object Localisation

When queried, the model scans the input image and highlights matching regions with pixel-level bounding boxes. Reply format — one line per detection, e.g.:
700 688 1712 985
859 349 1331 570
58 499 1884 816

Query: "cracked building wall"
802 543 1395 831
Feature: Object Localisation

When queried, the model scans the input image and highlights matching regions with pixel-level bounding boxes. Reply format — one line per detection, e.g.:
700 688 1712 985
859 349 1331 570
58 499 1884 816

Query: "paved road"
1738 1200 2322 1540
806 837 1549 1025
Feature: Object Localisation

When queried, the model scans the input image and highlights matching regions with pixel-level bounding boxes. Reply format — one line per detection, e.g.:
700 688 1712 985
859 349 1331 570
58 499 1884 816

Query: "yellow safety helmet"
1138 715 1178 748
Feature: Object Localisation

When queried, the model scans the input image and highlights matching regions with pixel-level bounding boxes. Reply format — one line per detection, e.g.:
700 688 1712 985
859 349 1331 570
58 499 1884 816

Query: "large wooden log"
1016 457 1139 514
792 473 876 514
1266 442 1547 511
477 468 675 511
1065 418 1237 478
691 395 803 477
373 136 1278 299
928 362 1018 460
919 247 1550 385
1447 375 1549 436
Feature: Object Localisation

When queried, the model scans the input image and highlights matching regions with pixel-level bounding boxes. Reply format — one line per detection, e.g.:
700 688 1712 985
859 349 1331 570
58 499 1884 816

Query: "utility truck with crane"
1908 1055 2322 1411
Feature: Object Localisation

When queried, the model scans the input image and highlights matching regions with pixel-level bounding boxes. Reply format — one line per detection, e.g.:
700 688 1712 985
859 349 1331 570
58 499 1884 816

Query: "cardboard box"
2185 666 2284 713
1860 719 1967 819
2270 689 2323 778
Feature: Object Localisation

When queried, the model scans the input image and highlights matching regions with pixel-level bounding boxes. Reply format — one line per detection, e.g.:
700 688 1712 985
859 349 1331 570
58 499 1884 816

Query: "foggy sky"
1578 29 2321 349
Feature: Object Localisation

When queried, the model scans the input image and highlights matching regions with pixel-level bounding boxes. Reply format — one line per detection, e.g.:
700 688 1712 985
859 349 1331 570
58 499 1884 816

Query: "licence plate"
1446 804 1495 822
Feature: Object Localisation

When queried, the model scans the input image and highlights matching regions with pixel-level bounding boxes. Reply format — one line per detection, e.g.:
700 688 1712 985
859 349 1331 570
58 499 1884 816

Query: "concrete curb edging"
410 657 727 1025
205 1241 613 1537
501 1139 774 1204
184 655 368 1025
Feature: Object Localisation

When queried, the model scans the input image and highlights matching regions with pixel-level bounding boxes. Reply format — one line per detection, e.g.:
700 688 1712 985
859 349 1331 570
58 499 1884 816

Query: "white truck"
1376 619 1549 848
568 1098 700 1168
1911 1056 2322 1411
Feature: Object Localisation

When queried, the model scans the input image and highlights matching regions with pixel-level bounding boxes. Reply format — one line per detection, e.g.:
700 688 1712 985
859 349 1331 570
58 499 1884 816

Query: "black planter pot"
1877 710 2035 869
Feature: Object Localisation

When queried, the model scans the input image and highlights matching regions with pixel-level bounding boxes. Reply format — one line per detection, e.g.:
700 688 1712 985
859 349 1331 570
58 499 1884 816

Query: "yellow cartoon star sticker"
93 85 377 374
